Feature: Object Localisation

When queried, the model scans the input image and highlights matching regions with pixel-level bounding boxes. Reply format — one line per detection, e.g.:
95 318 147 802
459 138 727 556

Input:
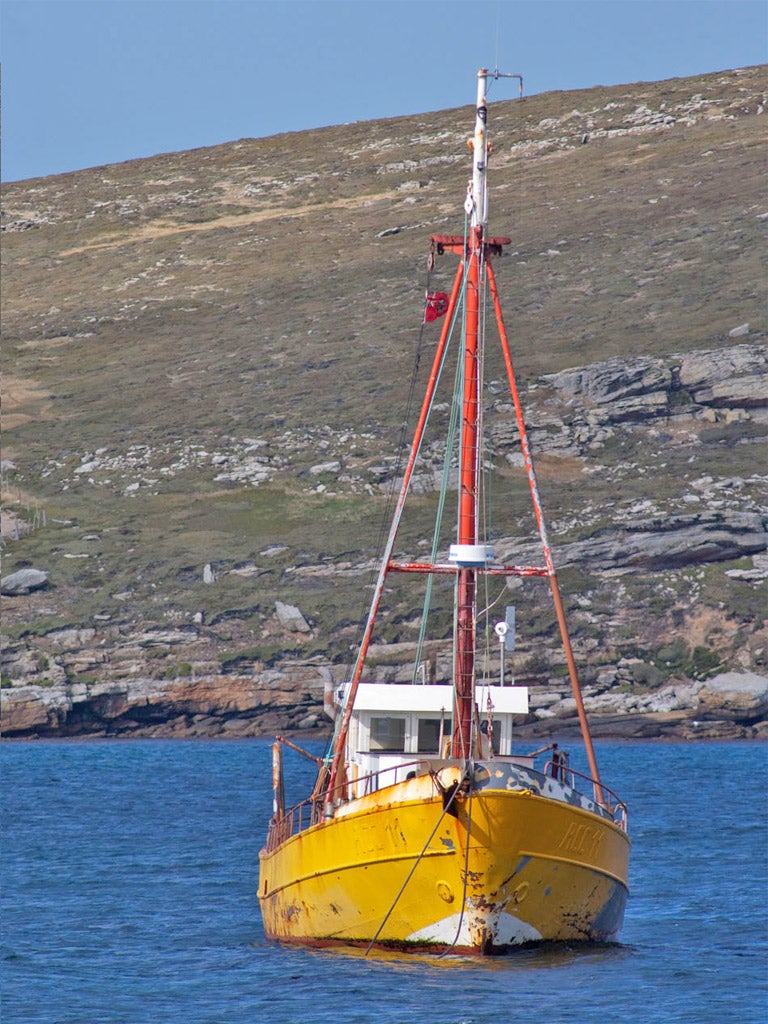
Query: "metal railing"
543 758 628 830
265 750 628 852
265 757 436 852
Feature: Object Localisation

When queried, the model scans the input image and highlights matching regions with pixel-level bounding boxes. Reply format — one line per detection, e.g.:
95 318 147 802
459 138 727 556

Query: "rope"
364 769 466 956
438 770 475 957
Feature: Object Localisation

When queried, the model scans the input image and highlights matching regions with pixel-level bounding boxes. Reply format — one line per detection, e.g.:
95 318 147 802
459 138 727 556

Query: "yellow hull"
258 768 630 954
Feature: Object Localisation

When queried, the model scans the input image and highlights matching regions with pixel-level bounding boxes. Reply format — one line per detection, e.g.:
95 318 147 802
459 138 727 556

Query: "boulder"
275 600 311 633
309 461 341 476
697 672 768 722
728 323 750 338
1 569 49 595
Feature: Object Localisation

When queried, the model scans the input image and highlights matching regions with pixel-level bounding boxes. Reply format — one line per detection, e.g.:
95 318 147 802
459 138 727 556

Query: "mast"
455 69 603 796
326 67 605 803
451 69 490 758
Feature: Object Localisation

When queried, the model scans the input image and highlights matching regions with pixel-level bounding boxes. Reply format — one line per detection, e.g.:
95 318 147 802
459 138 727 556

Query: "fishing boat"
258 69 630 955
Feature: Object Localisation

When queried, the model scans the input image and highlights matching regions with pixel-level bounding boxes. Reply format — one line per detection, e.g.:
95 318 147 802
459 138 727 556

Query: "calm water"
2 738 766 1024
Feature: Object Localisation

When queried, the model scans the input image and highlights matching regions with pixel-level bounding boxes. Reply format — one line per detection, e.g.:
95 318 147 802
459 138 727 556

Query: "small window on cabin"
369 717 406 752
417 718 442 753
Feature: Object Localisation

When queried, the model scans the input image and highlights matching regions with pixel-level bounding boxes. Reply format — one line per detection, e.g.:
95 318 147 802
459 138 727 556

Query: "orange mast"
452 220 481 758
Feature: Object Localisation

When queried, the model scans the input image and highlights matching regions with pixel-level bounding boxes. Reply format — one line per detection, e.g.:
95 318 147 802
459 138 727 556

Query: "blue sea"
2 738 766 1024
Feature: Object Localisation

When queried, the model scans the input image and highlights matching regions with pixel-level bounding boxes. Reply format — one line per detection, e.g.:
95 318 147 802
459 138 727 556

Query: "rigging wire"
476 243 494 686
411 208 473 685
477 581 510 624
372 261 435 579
324 257 439 761
411 307 464 684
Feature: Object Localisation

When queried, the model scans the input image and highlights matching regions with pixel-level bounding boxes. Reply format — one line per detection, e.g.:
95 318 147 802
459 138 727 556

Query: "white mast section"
469 69 523 230
471 70 490 229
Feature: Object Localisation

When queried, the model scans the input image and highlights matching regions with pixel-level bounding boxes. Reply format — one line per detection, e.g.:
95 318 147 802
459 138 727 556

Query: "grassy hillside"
2 65 766 688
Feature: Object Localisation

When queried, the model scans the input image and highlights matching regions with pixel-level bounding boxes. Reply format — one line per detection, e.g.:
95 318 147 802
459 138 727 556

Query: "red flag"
424 291 449 322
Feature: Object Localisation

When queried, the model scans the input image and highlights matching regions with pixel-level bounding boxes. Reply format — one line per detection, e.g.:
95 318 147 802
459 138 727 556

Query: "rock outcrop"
1 668 329 739
525 343 767 457
519 670 768 740
496 509 768 573
2 664 765 741
2 341 766 739
274 601 312 634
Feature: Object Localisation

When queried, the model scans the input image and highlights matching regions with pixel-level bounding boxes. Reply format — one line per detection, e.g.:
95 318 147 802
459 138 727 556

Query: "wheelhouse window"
369 717 406 752
416 718 443 753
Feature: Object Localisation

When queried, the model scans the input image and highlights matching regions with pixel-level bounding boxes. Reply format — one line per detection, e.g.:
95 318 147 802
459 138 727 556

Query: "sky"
1 0 766 182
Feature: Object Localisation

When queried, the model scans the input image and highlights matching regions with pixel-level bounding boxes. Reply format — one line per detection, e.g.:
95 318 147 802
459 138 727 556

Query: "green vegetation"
164 662 193 679
653 639 722 681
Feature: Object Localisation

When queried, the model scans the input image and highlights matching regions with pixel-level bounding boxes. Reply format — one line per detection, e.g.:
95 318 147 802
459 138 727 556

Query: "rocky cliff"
3 663 766 742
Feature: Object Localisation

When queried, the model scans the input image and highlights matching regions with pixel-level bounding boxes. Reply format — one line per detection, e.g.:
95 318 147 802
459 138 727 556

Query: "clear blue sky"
1 0 766 182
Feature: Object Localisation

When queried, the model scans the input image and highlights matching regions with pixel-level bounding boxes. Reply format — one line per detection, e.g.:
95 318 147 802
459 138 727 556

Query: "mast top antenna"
478 68 524 95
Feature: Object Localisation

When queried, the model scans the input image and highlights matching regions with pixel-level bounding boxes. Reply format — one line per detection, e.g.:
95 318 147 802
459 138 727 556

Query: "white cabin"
341 682 529 791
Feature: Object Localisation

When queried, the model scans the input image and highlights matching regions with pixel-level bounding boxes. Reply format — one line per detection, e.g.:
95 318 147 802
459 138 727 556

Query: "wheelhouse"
341 683 529 788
